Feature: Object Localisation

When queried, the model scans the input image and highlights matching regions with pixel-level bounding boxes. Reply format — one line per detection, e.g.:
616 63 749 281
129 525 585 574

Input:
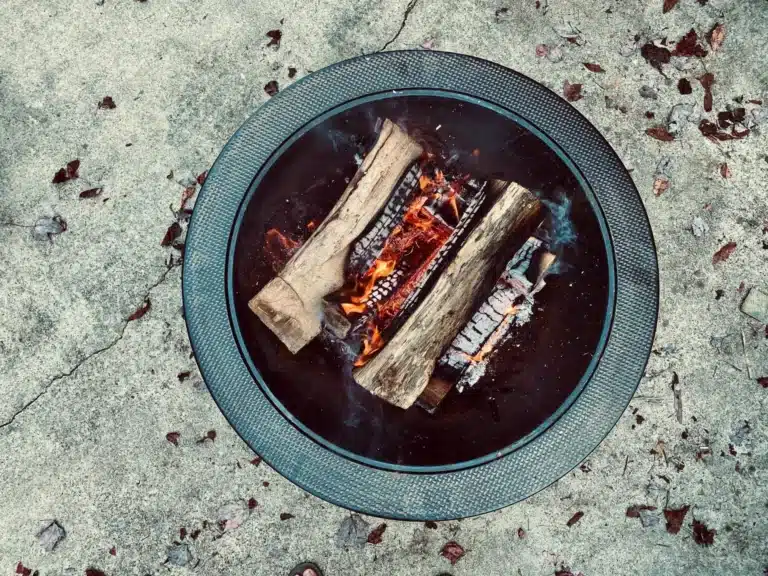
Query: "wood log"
353 181 542 409
416 239 556 413
249 119 423 353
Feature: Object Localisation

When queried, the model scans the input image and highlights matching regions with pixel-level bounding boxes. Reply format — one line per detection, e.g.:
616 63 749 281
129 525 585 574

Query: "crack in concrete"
378 0 420 52
0 264 179 431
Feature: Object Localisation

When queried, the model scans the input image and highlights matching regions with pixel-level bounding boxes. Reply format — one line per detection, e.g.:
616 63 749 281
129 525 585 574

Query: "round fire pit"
183 51 658 519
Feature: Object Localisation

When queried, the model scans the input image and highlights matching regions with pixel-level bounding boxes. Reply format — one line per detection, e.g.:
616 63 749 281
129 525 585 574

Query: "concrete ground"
1 0 767 574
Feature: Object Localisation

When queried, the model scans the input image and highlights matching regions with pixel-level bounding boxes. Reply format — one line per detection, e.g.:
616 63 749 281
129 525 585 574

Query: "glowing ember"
354 322 384 367
460 305 520 364
340 302 367 315
264 228 301 272
349 258 397 304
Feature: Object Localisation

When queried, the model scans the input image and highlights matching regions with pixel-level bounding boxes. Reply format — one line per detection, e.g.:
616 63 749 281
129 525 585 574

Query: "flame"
341 302 367 315
461 305 519 364
348 258 396 305
354 322 383 367
306 220 317 232
263 228 302 272
265 228 300 251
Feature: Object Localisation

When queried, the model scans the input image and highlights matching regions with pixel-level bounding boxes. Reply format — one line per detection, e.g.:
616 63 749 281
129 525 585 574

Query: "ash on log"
416 237 556 413
352 181 542 409
249 119 423 353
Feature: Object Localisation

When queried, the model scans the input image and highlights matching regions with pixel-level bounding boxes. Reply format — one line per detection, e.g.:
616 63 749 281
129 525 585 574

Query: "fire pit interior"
230 94 610 468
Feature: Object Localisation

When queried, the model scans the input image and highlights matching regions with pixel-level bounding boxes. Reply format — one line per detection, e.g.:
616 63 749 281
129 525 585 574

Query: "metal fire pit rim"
183 50 659 520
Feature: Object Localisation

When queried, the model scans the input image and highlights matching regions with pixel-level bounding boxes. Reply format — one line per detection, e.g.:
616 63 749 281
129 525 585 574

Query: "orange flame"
354 322 383 367
306 220 317 232
341 302 367 315
265 228 300 251
348 258 396 305
264 228 302 272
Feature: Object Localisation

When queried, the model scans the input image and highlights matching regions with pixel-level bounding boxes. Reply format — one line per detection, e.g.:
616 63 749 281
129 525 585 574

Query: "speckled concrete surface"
1 0 767 575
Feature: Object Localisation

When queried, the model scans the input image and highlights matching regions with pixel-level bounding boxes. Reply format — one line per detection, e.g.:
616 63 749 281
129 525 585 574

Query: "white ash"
216 501 250 531
38 520 66 552
32 216 66 241
176 171 198 188
691 216 708 238
639 509 660 528
654 156 672 178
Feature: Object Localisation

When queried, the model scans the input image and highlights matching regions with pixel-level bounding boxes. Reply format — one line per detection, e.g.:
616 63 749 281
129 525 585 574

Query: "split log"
353 181 542 409
416 238 556 413
249 119 423 353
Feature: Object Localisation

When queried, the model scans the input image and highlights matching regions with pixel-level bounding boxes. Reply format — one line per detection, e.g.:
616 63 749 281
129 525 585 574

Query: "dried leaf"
567 511 584 527
109 547 116 556
758 377 768 388
699 72 715 112
640 43 671 72
646 126 675 141
563 81 583 102
626 505 657 518
180 527 187 540
535 44 549 57
79 187 103 199
98 96 116 110
663 505 690 534
177 371 191 381
662 0 679 13
692 519 716 545
653 176 670 196
180 186 196 210
266 29 282 48
288 67 297 78
712 241 736 264
707 23 725 51
678 78 692 94
280 513 294 521
196 171 207 185
719 163 730 178
250 456 262 466
517 527 526 538
367 523 387 544
161 222 182 246
247 498 258 510
583 62 605 73
16 563 32 576
52 159 80 183
264 80 279 97
166 432 181 446
440 541 466 565
672 29 708 58
425 521 438 529
127 299 151 321
85 569 106 576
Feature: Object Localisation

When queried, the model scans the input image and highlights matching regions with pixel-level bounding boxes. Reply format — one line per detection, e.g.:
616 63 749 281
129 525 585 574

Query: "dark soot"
232 96 610 467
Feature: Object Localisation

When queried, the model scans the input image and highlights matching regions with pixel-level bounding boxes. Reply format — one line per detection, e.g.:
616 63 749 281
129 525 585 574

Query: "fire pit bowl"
183 51 658 520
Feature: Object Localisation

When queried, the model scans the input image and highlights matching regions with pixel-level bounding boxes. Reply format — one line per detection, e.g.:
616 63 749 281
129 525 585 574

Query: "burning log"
249 119 423 353
353 181 542 409
416 237 556 413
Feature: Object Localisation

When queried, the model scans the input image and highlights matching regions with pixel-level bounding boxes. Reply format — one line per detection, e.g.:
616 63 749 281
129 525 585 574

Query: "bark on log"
353 181 542 409
249 119 423 353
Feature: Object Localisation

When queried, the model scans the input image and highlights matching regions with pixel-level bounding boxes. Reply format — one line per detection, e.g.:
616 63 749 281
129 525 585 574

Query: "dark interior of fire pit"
230 95 610 468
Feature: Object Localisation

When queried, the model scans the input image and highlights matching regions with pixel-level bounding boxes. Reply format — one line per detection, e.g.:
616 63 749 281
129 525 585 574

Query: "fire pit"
183 51 658 519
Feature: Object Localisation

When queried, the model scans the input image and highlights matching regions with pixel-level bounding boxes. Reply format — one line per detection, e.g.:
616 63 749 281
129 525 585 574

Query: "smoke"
537 189 577 277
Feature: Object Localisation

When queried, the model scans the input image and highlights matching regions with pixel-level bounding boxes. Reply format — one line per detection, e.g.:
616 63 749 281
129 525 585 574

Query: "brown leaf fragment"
264 80 279 97
250 456 262 466
563 81 583 102
109 547 116 556
663 505 690 534
699 72 715 112
719 163 730 178
367 523 387 544
646 126 675 141
672 29 708 58
79 187 103 199
266 29 282 47
425 520 438 529
127 299 151 321
567 511 584 527
280 512 294 521
161 222 182 246
98 96 116 110
712 241 736 264
517 527 526 538
177 371 191 381
678 78 692 94
166 431 181 446
288 67 297 78
440 541 465 565
535 44 549 57
85 569 106 576
52 159 80 183
641 43 671 72
757 377 768 388
247 497 258 510
663 0 679 13
626 505 657 518
196 171 207 185
692 519 716 545
653 176 670 196
707 23 725 51
583 62 605 73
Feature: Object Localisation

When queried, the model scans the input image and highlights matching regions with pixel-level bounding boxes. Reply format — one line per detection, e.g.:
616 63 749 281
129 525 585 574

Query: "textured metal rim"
183 50 659 520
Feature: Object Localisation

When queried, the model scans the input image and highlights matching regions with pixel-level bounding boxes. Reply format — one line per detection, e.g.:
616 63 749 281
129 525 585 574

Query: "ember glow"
264 228 301 272
461 305 519 364
354 322 383 367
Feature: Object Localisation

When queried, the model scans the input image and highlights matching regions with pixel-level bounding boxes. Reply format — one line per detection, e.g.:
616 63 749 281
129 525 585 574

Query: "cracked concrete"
1 0 767 575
